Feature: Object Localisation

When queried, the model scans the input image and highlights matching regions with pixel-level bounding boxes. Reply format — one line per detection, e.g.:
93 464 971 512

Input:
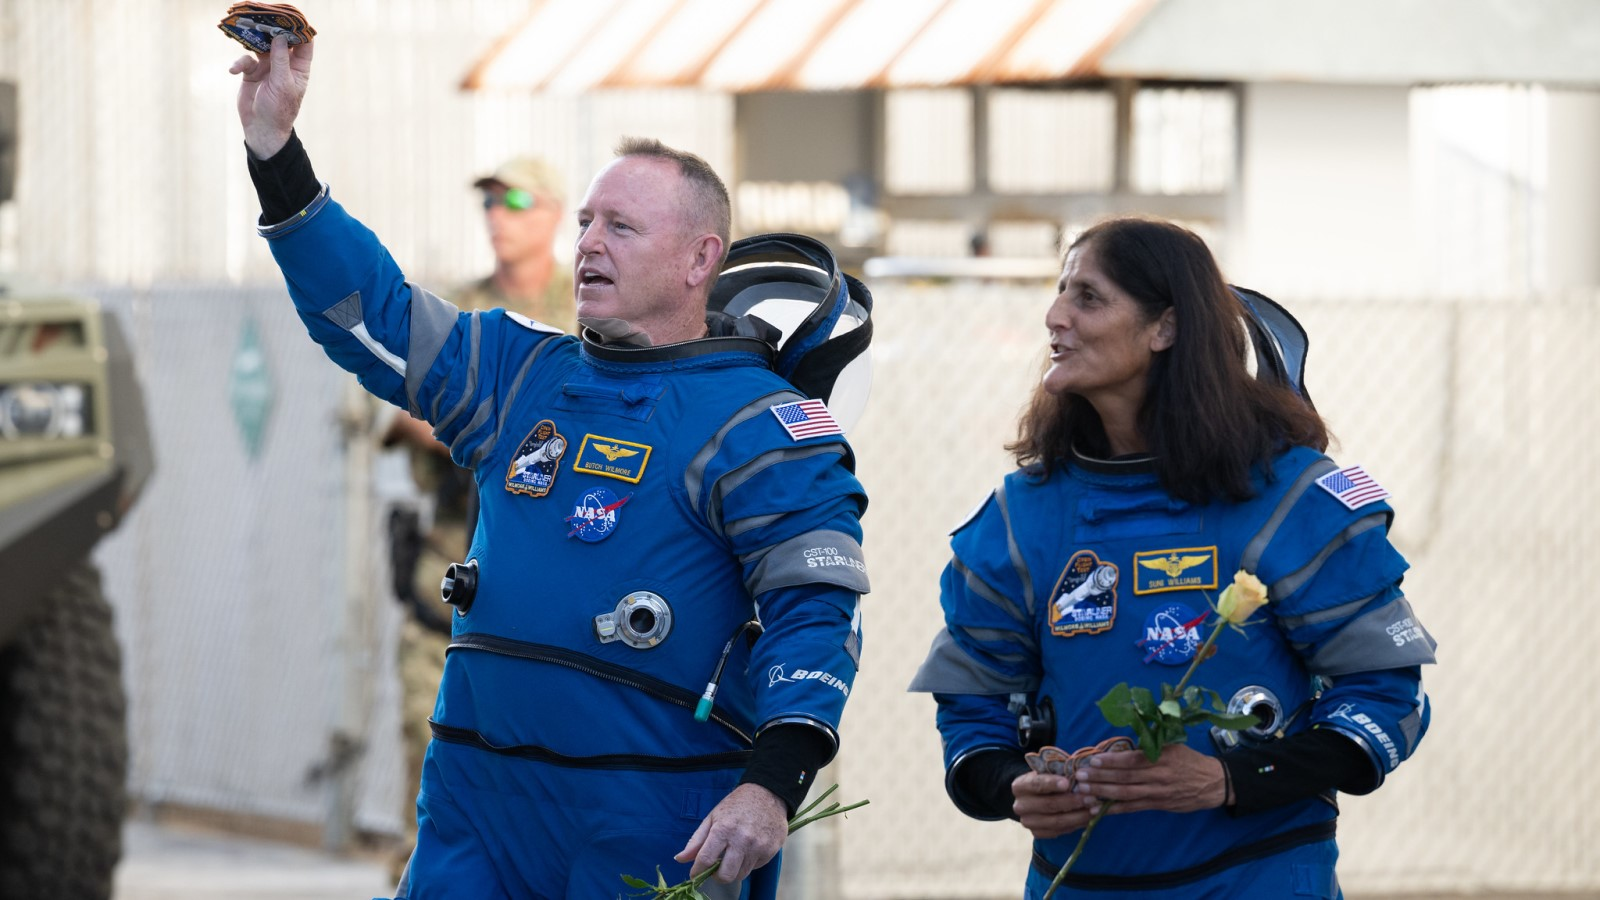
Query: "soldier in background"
380 156 573 876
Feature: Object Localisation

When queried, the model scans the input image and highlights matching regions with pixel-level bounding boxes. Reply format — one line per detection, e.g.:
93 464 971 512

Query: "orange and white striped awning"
462 0 1155 93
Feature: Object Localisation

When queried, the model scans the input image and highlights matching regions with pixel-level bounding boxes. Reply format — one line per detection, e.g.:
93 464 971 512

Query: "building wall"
1236 82 1421 297
1545 89 1600 292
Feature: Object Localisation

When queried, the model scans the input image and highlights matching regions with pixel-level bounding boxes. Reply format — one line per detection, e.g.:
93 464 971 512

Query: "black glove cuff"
246 129 320 226
738 723 836 816
1222 727 1374 816
949 747 1032 821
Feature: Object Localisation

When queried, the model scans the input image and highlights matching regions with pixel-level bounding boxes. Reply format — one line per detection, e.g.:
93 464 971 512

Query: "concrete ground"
111 815 1599 900
114 817 393 900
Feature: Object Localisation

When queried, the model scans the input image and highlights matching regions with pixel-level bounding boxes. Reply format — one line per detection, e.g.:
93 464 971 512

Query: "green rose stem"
1172 612 1228 697
1041 612 1231 900
1040 799 1112 900
622 785 868 899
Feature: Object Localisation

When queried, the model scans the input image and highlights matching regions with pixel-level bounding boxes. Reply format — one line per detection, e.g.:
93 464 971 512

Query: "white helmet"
709 233 874 432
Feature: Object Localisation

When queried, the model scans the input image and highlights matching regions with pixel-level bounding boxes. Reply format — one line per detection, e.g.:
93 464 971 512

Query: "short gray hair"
614 136 731 255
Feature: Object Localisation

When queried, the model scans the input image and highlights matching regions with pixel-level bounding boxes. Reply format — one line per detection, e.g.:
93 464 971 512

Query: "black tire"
0 561 127 898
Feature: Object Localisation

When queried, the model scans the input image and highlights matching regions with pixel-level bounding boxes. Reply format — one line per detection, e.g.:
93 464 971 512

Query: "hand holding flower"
1012 770 1101 840
622 785 867 899
1039 570 1267 900
1068 743 1230 815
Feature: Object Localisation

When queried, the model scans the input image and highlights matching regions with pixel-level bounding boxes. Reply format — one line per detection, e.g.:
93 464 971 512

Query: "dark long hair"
1008 218 1327 503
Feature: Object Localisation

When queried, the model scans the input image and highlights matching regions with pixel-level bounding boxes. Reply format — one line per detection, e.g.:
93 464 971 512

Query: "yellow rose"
1216 570 1269 624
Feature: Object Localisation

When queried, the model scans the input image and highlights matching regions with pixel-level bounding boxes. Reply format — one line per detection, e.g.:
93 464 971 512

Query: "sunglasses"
482 188 537 211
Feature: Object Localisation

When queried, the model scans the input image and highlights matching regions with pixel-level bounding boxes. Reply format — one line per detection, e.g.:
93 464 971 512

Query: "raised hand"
228 32 313 159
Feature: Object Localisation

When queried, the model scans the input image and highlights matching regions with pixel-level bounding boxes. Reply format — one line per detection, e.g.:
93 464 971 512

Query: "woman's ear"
1151 308 1177 352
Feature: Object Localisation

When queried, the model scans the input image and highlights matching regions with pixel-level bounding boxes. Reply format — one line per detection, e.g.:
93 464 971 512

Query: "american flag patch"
1315 464 1391 510
770 399 843 441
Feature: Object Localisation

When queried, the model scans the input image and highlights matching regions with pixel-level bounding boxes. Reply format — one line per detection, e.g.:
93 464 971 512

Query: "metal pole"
325 378 377 851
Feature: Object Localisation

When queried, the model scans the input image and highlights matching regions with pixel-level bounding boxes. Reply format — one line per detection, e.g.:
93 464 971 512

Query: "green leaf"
1207 712 1262 731
1158 699 1181 718
1130 686 1158 720
1098 683 1137 726
1129 714 1159 761
621 875 653 889
1158 714 1188 746
1183 686 1201 707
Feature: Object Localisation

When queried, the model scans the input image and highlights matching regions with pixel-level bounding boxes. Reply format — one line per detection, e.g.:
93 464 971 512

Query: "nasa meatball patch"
565 487 630 542
1137 602 1207 666
1048 550 1119 638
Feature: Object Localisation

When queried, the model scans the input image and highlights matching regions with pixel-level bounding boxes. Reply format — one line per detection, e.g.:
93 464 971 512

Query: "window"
1131 86 1236 194
988 89 1115 194
885 89 973 195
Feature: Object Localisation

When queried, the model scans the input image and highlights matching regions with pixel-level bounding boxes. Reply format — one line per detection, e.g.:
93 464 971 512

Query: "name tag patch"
572 434 652 484
1133 546 1218 595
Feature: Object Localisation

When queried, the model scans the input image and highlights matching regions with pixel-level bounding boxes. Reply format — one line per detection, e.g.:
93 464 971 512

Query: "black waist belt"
1030 819 1337 891
448 631 754 743
430 721 754 773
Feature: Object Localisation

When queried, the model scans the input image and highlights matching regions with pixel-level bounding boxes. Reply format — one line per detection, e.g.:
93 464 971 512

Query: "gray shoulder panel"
907 628 1039 695
1303 595 1437 676
404 283 462 412
745 529 869 597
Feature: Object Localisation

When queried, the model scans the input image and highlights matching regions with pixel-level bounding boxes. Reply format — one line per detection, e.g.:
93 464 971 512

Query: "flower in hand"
1040 570 1268 899
621 785 867 899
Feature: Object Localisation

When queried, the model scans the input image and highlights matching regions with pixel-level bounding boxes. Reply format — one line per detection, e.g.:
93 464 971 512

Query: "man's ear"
1151 308 1176 352
685 234 726 290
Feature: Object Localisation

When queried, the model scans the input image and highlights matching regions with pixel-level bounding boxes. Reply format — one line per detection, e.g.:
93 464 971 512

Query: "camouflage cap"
472 156 566 206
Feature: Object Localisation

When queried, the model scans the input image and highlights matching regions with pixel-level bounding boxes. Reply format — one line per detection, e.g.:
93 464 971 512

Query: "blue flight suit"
911 447 1435 899
260 187 868 899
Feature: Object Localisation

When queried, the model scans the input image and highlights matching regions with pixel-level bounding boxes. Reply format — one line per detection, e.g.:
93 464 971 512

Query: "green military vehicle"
0 78 154 897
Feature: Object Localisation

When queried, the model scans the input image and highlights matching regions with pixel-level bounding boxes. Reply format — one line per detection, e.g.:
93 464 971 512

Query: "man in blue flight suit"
228 36 868 900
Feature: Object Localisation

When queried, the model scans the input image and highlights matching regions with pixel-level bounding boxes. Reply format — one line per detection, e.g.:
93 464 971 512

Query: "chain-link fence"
92 284 408 841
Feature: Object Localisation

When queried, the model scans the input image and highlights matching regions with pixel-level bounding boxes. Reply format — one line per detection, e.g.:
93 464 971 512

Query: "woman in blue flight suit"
910 218 1436 899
